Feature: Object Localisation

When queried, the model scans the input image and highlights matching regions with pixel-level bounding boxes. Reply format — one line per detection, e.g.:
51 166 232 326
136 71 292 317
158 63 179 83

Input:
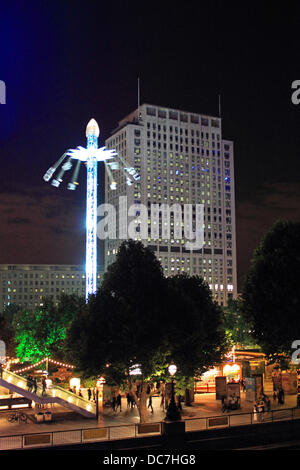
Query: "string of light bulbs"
13 357 75 374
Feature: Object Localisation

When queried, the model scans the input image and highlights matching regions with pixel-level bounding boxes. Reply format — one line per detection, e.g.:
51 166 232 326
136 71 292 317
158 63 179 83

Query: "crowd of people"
68 385 98 402
252 389 285 422
26 375 47 396
108 384 184 415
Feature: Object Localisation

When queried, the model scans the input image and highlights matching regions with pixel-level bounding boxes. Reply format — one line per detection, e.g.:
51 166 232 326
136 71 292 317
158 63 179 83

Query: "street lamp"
165 364 181 421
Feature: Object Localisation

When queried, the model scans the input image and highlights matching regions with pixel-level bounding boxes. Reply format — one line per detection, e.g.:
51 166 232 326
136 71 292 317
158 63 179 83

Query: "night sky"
0 1 300 290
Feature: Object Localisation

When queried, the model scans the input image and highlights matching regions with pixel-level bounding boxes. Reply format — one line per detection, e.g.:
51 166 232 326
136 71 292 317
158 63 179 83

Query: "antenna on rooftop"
138 76 141 120
218 93 222 118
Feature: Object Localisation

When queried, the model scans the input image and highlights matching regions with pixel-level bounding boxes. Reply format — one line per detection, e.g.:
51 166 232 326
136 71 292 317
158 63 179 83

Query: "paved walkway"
0 392 297 437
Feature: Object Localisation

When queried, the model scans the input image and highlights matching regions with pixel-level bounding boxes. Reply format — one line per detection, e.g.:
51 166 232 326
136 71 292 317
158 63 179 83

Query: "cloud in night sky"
236 182 300 289
0 184 86 265
0 180 299 290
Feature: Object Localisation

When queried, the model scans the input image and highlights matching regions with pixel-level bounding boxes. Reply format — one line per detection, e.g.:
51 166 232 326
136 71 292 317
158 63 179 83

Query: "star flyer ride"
43 118 140 301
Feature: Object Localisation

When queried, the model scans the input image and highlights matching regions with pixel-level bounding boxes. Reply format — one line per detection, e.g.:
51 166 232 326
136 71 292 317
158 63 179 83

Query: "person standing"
87 388 92 401
253 403 258 422
257 402 264 422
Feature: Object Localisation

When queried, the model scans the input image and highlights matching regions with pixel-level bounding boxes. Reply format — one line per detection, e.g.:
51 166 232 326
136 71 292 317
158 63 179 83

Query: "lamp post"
165 364 181 421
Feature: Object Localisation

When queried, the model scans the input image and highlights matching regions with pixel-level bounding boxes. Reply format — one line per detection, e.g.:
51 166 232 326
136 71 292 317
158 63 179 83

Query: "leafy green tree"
222 297 257 348
66 241 229 422
13 294 84 363
242 220 300 357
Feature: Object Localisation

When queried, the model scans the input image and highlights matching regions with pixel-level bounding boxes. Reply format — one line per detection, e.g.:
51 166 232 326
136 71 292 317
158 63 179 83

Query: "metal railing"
0 421 162 450
1 407 300 450
184 407 300 431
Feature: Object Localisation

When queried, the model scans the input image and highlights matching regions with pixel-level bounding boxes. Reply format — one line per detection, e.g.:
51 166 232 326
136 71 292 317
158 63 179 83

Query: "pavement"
0 391 297 437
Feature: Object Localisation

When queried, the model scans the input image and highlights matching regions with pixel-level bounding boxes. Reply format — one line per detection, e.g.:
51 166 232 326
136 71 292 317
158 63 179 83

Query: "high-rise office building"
104 104 237 305
0 264 103 312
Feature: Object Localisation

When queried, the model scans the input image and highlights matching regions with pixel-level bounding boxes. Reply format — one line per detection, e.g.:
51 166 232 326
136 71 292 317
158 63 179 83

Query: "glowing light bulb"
86 118 100 137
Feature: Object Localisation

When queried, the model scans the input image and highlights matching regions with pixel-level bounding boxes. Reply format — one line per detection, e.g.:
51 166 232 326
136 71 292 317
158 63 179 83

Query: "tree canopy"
166 274 228 381
222 297 257 348
66 240 229 421
242 220 300 357
13 294 84 363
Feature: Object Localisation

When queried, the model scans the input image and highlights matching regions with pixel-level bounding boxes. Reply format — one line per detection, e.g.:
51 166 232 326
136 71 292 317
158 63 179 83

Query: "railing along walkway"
1 406 300 450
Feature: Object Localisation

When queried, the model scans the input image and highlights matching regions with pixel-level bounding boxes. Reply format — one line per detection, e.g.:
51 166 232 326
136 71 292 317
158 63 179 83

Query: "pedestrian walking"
111 395 116 412
147 394 153 413
116 393 122 412
87 388 92 401
41 377 47 396
33 378 37 394
27 375 33 393
127 392 131 408
281 388 285 404
177 395 183 411
160 391 165 408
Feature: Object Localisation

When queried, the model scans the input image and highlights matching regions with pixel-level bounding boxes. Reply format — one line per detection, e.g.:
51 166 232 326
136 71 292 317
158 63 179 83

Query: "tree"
2 303 22 328
0 304 23 357
166 275 229 403
0 315 15 357
66 241 229 422
66 241 168 423
242 220 300 357
222 297 257 348
13 294 84 363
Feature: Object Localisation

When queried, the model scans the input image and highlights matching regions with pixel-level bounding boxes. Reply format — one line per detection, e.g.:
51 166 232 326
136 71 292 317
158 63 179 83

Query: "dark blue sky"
0 1 300 288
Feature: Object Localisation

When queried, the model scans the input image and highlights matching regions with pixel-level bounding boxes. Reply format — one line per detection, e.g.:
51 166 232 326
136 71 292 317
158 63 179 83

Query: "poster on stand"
215 376 227 400
245 377 255 402
226 382 240 401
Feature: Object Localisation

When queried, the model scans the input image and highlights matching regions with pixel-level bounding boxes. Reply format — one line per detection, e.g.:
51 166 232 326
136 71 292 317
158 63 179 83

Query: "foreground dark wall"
23 419 300 451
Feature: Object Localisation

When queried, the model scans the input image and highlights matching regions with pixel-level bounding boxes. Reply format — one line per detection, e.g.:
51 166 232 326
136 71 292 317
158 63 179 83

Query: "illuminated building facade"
105 104 237 305
0 264 103 312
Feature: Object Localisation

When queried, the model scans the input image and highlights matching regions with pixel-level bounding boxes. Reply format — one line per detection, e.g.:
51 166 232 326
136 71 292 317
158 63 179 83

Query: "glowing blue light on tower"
85 119 99 300
43 118 140 302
